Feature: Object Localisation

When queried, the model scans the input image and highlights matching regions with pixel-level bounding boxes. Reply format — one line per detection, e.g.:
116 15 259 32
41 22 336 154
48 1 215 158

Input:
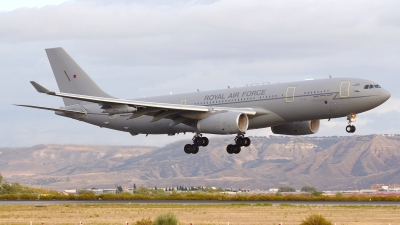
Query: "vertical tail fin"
45 47 113 106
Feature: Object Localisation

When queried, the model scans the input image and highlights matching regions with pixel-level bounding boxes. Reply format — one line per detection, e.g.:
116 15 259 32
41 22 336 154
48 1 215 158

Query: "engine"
271 120 320 135
197 111 249 134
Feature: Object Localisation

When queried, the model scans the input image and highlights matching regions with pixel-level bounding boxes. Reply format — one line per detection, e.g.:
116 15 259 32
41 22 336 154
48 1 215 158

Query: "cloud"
1 0 400 147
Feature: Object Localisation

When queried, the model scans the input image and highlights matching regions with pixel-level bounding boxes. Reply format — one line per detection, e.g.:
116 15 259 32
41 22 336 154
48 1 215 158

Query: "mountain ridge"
1 135 399 190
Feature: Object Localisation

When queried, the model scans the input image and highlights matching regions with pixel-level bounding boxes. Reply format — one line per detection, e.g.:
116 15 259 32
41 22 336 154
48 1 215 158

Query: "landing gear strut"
346 113 356 133
226 134 251 154
183 134 209 154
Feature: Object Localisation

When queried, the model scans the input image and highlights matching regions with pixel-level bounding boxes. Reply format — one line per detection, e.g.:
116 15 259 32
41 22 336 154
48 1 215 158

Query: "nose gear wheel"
346 113 357 133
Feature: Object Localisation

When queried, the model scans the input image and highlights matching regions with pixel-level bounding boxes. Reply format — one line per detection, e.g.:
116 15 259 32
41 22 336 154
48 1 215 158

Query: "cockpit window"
364 84 382 89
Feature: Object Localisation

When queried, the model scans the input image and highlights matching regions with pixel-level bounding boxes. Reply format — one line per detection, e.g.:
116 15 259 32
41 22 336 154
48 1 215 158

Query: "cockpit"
364 84 381 89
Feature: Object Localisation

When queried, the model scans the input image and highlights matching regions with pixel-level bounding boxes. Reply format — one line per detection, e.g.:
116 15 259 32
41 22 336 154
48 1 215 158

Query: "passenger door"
340 81 350 98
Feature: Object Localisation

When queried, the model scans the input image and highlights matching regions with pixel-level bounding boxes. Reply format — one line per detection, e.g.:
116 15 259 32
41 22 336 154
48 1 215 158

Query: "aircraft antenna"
197 89 199 92
227 86 230 89
329 75 332 78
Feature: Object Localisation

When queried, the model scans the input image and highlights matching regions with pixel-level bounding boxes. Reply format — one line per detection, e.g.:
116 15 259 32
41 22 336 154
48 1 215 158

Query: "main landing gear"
226 134 251 154
346 113 356 133
184 134 209 154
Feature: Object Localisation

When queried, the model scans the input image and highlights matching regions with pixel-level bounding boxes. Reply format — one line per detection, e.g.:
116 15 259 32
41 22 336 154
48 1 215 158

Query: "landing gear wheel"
193 137 203 146
346 125 356 133
233 145 241 154
192 145 199 154
350 125 356 133
226 144 234 154
243 137 251 147
346 125 351 133
201 137 209 147
236 137 244 146
184 144 192 154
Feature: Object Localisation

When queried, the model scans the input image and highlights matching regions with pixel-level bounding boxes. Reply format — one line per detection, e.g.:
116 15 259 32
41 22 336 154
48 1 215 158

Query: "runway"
0 200 399 206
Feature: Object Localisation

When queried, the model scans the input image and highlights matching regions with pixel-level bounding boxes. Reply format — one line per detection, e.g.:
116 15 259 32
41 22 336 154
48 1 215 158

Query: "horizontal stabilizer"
14 104 86 114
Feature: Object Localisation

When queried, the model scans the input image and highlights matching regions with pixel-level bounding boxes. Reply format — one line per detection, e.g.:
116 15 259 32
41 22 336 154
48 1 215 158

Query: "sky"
1 0 400 147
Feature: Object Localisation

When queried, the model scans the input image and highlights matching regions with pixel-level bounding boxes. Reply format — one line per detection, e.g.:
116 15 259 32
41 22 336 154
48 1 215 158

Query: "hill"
1 135 400 190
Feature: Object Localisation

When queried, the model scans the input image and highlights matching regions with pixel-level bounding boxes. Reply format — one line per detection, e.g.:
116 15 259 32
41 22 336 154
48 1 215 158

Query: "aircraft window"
369 85 374 89
364 85 369 89
374 85 381 88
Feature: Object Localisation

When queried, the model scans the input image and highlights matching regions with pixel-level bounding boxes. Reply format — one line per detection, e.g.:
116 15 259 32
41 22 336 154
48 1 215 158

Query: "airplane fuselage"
73 77 390 135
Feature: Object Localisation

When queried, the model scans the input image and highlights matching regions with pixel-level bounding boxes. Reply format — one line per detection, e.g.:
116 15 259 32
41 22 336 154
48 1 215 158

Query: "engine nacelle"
271 120 320 135
197 111 249 134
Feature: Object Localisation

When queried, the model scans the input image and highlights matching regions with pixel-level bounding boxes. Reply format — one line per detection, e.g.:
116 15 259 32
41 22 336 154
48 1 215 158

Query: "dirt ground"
0 203 399 225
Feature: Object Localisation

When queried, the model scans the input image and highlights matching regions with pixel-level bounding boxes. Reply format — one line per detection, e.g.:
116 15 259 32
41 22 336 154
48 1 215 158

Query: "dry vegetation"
0 203 399 225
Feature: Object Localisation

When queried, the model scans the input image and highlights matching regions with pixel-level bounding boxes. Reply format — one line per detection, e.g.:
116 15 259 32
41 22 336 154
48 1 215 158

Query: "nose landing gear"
346 113 356 133
183 134 209 154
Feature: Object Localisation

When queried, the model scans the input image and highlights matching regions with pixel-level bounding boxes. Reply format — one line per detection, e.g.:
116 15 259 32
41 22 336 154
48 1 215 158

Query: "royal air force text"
204 90 266 101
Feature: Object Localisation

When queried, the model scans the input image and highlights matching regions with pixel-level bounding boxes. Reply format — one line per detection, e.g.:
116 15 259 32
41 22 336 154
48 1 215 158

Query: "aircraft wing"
29 81 257 115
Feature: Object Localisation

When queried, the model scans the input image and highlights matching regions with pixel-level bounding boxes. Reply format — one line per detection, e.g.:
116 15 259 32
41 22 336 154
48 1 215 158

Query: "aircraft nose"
381 89 391 102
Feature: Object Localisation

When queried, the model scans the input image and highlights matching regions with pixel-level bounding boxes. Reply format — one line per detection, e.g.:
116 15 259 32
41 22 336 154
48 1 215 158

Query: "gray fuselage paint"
62 77 390 135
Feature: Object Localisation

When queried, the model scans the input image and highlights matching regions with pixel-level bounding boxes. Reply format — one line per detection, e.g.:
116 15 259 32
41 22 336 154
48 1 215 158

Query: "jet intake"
197 111 248 134
271 120 320 135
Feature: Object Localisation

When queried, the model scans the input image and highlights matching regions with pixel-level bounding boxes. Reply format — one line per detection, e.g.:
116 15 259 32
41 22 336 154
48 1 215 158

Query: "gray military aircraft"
16 48 391 154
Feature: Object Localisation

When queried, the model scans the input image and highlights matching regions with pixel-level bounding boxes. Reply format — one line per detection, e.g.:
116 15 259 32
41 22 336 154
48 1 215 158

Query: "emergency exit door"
286 87 296 102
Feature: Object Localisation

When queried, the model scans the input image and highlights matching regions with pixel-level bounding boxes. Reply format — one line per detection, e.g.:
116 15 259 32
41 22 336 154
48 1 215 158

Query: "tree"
335 191 343 198
278 186 296 192
133 183 137 190
135 187 151 195
0 173 3 184
301 186 317 193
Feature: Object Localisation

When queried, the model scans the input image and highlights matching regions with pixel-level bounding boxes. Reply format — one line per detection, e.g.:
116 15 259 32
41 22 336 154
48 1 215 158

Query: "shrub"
300 214 333 225
135 217 152 225
152 212 178 225
311 191 323 197
19 193 38 200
